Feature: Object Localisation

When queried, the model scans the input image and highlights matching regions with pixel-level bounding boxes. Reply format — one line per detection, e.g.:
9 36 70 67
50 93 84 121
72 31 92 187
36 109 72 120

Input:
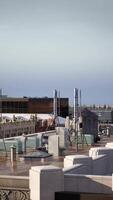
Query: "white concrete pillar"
48 135 59 157
65 117 70 129
29 165 64 200
21 134 27 153
10 144 16 163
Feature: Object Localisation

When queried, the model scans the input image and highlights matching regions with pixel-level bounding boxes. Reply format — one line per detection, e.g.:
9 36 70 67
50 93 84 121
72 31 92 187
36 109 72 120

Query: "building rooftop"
0 134 113 176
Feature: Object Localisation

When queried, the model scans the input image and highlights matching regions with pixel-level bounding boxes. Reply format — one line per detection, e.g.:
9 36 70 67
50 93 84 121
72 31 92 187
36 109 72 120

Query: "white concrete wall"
63 164 90 175
64 155 92 175
64 146 113 175
29 165 64 200
89 147 113 174
48 135 59 157
64 174 113 194
0 166 113 200
0 175 29 189
92 155 109 175
56 127 69 149
89 147 113 158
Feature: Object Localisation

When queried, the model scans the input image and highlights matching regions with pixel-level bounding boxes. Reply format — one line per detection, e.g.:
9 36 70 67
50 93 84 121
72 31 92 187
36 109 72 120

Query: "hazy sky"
0 0 113 105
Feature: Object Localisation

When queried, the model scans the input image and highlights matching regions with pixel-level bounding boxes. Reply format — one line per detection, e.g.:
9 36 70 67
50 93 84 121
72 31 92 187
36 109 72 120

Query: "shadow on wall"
55 191 113 200
64 174 112 195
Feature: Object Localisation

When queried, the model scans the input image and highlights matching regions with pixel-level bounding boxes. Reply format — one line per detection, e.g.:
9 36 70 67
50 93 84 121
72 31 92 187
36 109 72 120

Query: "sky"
0 0 113 105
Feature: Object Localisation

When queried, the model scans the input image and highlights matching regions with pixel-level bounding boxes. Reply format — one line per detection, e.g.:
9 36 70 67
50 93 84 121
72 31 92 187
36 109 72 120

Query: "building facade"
0 120 35 138
0 97 69 117
78 108 98 142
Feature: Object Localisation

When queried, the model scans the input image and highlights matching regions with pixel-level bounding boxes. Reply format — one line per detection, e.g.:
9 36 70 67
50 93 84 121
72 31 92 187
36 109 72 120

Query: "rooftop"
0 134 112 176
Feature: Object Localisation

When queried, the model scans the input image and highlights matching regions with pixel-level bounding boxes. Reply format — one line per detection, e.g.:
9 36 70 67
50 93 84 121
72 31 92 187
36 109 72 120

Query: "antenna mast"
80 89 82 116
53 89 58 126
58 90 60 116
74 88 79 152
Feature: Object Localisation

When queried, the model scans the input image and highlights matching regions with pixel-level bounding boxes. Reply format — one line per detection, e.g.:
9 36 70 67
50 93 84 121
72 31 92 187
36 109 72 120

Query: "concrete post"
65 117 70 129
48 135 59 157
29 165 64 200
21 134 27 153
10 144 16 163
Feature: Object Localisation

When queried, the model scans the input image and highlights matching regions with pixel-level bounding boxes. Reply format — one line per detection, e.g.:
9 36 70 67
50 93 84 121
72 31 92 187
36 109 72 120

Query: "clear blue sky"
0 0 113 105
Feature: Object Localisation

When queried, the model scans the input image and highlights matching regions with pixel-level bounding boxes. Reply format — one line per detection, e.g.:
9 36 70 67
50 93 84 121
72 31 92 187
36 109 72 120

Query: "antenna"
80 89 82 116
79 89 88 148
74 88 78 121
53 89 58 126
58 90 60 116
74 88 79 152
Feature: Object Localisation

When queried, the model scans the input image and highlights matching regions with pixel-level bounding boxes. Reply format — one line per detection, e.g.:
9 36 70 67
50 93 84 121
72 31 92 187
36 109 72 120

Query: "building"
0 113 56 138
0 97 69 117
90 110 113 124
81 108 98 137
0 120 35 138
72 108 98 142
85 105 113 124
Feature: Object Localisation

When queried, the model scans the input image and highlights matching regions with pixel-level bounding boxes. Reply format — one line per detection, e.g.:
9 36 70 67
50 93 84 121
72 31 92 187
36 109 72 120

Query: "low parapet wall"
29 165 113 200
0 175 29 189
64 155 92 175
0 165 113 200
64 174 112 194
64 145 113 175
92 154 109 175
0 175 30 200
63 164 90 175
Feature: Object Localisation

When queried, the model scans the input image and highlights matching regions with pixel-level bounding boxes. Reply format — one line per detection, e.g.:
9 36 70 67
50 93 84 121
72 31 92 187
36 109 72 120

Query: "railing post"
29 165 64 200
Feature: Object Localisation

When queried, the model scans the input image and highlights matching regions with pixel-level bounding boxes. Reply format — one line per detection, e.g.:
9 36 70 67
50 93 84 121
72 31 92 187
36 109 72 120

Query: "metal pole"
53 89 57 127
58 90 60 117
74 88 78 152
80 89 82 116
0 89 7 157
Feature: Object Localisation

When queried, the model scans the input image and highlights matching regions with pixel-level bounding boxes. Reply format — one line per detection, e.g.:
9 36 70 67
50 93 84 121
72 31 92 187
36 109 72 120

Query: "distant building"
88 109 113 124
80 108 98 141
80 104 113 124
0 97 69 118
0 113 56 138
0 120 35 138
67 108 98 142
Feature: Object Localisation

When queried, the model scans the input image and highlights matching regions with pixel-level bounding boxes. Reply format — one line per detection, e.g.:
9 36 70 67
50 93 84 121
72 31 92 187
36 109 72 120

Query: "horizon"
1 90 113 107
